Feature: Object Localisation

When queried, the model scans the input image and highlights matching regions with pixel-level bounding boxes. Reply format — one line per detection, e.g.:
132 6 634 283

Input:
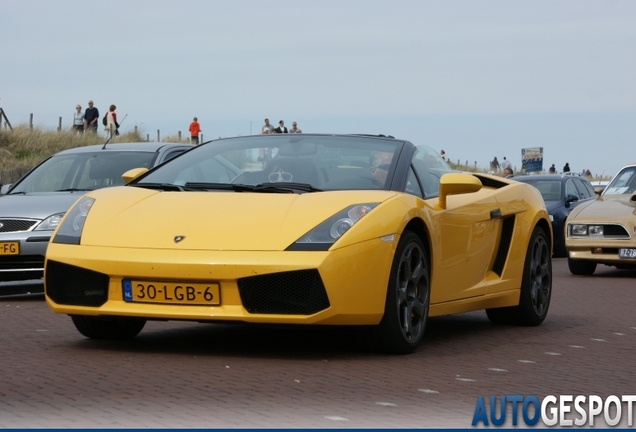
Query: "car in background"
565 162 636 275
44 134 552 354
0 142 195 294
514 174 596 257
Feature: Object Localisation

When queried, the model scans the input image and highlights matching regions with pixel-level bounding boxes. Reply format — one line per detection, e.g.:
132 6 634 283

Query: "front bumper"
44 238 396 325
0 232 50 283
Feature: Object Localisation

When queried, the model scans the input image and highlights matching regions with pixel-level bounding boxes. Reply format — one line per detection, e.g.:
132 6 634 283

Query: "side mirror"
122 168 148 184
0 184 12 195
593 186 605 196
437 173 482 209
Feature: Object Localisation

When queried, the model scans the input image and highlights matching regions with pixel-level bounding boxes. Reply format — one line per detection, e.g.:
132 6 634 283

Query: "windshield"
10 151 157 194
136 135 402 191
518 180 562 201
603 166 636 196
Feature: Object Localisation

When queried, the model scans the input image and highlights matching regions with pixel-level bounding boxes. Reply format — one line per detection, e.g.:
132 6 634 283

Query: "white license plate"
618 248 636 259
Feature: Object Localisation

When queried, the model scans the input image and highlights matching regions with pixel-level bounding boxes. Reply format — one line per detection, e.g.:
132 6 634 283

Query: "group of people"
72 100 119 138
261 118 302 134
489 156 513 178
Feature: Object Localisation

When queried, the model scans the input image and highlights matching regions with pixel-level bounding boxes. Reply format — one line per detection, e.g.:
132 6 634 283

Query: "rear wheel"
71 315 146 340
568 258 597 276
367 231 430 354
487 226 552 326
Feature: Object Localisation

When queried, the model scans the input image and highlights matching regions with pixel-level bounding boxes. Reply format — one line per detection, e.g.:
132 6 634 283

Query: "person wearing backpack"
104 104 118 139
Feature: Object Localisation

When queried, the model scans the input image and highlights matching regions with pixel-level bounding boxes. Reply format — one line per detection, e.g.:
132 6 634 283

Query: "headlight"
34 213 65 231
52 197 95 245
569 224 588 236
588 225 603 236
287 203 379 251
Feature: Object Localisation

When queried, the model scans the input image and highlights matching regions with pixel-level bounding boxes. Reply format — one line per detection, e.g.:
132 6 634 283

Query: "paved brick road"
0 258 634 428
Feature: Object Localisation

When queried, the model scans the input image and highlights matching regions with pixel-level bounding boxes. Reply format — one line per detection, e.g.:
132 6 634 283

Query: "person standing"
289 122 302 133
104 104 118 139
549 164 556 174
501 157 512 171
563 162 570 173
84 100 99 133
72 104 84 133
491 157 500 173
262 118 274 134
274 120 288 134
189 117 201 144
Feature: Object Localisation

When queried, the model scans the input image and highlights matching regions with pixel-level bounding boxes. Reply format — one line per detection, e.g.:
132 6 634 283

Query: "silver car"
0 142 193 293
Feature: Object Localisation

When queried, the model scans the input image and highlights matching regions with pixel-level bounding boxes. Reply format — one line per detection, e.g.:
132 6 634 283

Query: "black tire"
568 257 597 276
71 315 146 340
367 231 430 354
486 226 552 326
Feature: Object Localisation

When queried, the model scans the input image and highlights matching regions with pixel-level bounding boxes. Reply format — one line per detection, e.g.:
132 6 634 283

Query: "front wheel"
568 257 597 275
71 315 146 340
367 231 430 354
487 226 552 326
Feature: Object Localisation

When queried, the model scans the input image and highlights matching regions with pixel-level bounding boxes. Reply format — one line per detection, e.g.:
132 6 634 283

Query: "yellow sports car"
566 162 636 275
45 134 552 354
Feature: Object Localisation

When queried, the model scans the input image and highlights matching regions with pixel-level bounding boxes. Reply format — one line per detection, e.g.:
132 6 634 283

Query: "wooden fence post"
146 134 149 142
30 113 33 130
58 117 62 132
157 130 160 142
178 131 181 141
134 125 138 136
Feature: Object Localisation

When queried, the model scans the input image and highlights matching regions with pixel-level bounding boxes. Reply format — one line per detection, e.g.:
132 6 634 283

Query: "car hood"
570 194 636 222
0 193 86 220
78 187 398 251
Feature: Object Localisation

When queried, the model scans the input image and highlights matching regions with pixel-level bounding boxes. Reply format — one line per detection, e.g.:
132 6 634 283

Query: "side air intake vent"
492 216 515 276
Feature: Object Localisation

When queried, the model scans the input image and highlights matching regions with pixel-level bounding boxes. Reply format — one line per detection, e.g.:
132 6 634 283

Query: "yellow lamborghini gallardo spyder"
45 134 553 354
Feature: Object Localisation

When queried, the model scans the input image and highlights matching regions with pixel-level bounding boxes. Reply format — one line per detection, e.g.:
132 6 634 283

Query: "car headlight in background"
287 203 379 251
34 213 66 231
52 197 95 245
569 224 603 237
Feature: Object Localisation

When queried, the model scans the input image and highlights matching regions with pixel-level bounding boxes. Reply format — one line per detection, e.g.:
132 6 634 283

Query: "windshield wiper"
131 182 187 192
55 188 94 192
184 182 322 193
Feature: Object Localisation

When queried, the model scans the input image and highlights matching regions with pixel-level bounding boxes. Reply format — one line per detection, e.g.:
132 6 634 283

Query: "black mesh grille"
602 225 630 238
45 260 109 307
473 175 507 189
237 269 330 315
492 216 515 276
0 255 44 281
0 219 38 233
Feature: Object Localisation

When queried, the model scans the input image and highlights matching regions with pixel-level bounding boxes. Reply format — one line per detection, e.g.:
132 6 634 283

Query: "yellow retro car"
566 162 636 275
45 134 552 354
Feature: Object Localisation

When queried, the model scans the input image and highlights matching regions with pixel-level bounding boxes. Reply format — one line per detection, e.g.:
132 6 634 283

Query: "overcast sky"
2 0 635 177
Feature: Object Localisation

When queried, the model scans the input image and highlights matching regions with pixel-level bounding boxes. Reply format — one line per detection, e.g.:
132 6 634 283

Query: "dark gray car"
0 142 193 293
513 173 596 257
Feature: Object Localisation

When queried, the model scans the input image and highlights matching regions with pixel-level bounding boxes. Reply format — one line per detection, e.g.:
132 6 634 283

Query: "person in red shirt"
189 117 201 144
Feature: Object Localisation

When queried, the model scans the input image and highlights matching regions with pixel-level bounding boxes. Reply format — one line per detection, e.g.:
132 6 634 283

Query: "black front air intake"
237 269 330 315
45 261 109 307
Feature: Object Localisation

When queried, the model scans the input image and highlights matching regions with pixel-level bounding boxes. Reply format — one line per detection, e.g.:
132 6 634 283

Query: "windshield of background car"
517 180 562 201
136 135 403 191
10 151 157 194
603 166 636 196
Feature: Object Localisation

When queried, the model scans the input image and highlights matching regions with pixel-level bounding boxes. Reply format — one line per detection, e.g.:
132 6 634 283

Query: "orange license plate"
0 242 19 255
122 280 220 305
